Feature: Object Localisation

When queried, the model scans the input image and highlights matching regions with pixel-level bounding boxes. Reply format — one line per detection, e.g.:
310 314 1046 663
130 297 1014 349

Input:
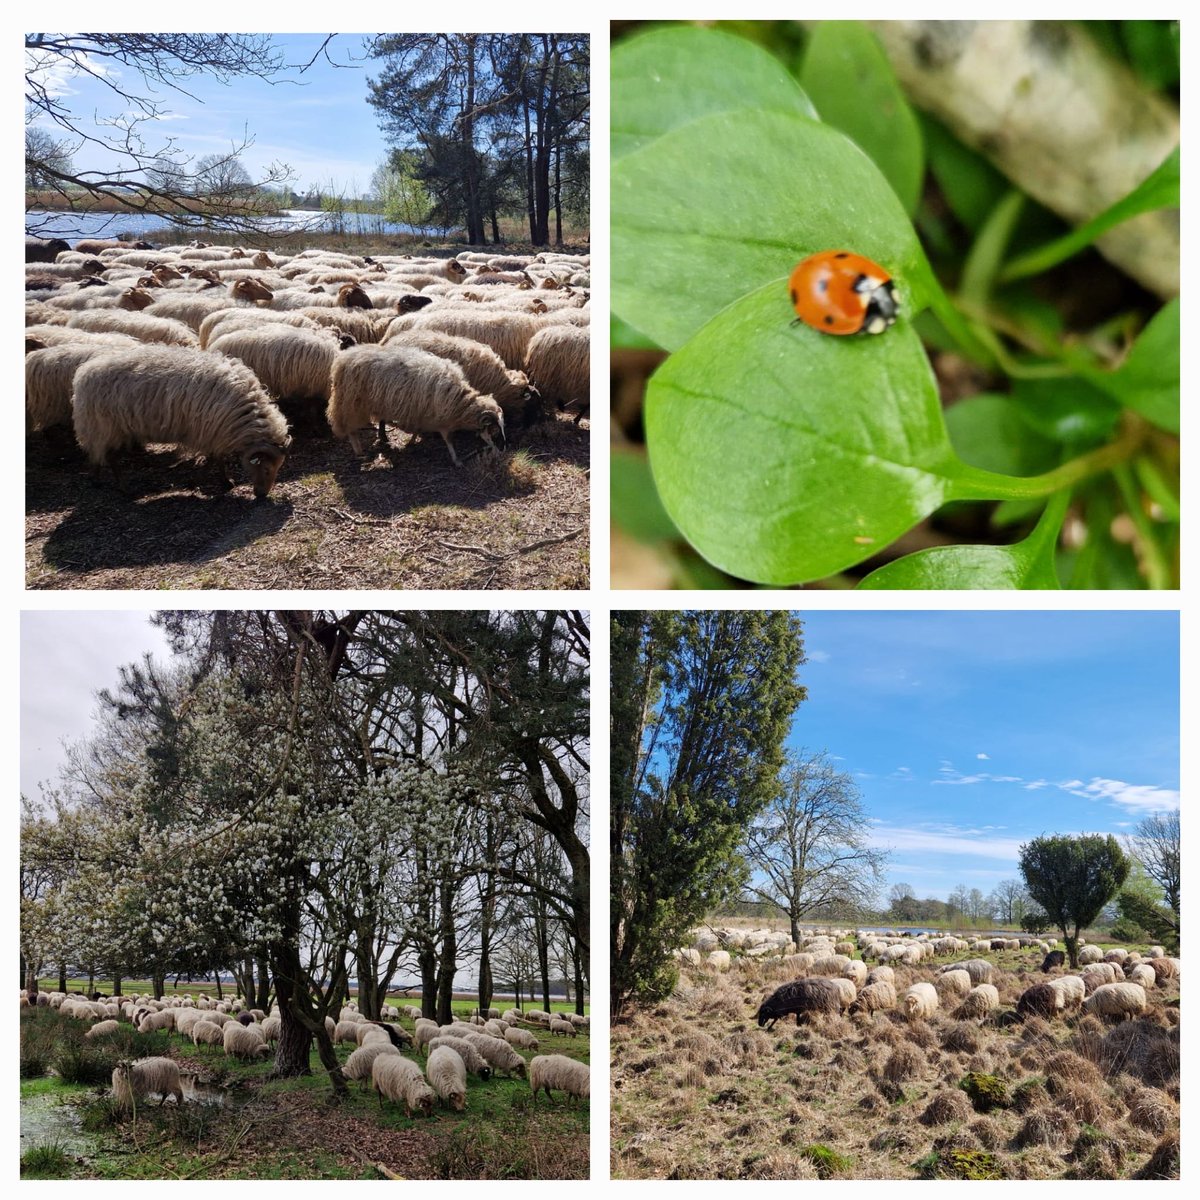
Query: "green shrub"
20 1139 74 1179
958 1072 1009 1112
797 1144 853 1179
915 1148 1005 1180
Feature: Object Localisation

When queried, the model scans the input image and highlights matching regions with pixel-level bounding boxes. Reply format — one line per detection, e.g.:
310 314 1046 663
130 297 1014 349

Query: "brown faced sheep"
71 345 291 498
327 344 505 466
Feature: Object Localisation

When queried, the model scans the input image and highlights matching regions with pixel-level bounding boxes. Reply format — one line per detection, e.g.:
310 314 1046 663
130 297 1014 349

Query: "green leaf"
858 492 1068 589
1008 377 1121 445
1086 299 1179 434
611 26 817 162
613 108 935 352
1120 20 1180 91
944 393 1059 477
1001 148 1179 282
921 114 1009 233
798 22 925 215
611 312 660 351
646 284 972 584
611 449 681 544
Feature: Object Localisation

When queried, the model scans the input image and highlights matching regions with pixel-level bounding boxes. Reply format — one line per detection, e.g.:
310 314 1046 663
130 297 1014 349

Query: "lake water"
26 208 443 246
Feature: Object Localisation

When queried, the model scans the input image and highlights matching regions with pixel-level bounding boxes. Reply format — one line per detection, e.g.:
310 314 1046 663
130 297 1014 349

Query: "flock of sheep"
27 989 590 1114
25 235 590 497
678 926 1181 1028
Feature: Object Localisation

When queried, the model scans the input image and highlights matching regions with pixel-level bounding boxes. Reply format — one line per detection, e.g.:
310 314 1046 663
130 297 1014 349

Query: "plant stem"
951 423 1144 502
1112 463 1173 589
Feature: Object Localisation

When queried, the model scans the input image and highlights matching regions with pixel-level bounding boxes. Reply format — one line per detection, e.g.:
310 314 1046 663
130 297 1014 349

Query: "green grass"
20 1003 589 1179
20 1139 74 1178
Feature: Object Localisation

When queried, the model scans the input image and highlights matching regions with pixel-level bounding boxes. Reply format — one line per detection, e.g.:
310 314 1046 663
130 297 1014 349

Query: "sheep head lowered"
119 288 155 311
242 441 290 499
395 294 434 314
337 282 372 309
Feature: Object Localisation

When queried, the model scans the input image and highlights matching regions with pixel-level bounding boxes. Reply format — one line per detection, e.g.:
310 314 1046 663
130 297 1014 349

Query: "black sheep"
755 977 842 1029
1041 950 1066 972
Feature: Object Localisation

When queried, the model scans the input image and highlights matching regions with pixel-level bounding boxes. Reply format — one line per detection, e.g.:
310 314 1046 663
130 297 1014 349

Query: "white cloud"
867 824 1026 861
976 752 990 760
807 649 831 663
1062 777 1180 814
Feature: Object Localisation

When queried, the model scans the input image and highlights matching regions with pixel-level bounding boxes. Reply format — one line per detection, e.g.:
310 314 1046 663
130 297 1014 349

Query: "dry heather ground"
611 949 1180 1180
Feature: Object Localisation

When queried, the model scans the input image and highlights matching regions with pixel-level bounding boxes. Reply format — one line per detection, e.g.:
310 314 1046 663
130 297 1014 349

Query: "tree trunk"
553 144 563 246
572 939 585 1016
435 879 458 1024
112 974 123 998
535 896 551 1012
418 945 437 1019
24 960 38 1000
58 963 67 993
151 970 164 1001
255 952 271 1010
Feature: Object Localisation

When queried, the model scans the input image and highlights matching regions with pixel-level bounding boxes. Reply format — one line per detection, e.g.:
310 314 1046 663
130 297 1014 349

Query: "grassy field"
611 940 1178 1180
21 1002 589 1179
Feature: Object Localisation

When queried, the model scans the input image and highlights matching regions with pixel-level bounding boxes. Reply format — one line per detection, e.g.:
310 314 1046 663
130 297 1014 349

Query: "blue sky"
783 611 1179 903
26 34 395 195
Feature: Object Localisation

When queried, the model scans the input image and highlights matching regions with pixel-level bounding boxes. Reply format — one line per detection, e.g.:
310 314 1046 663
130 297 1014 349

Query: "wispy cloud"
976 752 990 760
1061 777 1179 814
867 823 1026 861
807 649 831 663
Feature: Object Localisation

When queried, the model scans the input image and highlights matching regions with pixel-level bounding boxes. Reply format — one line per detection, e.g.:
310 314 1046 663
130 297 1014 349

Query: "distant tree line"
367 34 589 245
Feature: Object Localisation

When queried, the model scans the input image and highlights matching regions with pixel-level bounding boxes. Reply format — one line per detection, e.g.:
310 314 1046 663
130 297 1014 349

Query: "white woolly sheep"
1081 963 1119 992
197 307 323 349
426 1045 468 1111
953 983 1000 1019
299 307 393 343
548 1017 577 1038
372 1054 434 1117
504 1026 539 1051
827 977 857 1010
1084 982 1147 1021
524 324 588 418
865 965 895 987
138 1009 176 1033
1050 975 1087 1009
810 955 852 977
192 1020 225 1047
174 1009 205 1037
66 309 200 346
381 327 541 426
1128 964 1158 989
530 1054 589 1106
84 1019 121 1039
902 982 939 1020
426 1036 493 1079
1104 948 1129 963
1146 945 1166 959
458 1031 529 1078
327 344 504 466
342 1042 400 1086
675 948 702 967
944 959 994 985
402 308 538 368
842 960 868 989
72 345 290 498
260 1016 281 1043
112 1057 184 1110
336 1020 363 1045
848 980 897 1015
25 342 132 431
482 1019 508 1038
706 950 732 973
1078 945 1104 965
935 969 973 999
223 1021 270 1060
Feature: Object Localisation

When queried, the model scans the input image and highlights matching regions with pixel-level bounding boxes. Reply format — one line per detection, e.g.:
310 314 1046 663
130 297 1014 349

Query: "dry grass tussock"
612 943 1180 1180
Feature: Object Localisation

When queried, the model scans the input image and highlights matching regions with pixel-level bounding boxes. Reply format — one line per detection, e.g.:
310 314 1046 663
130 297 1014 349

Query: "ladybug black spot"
824 315 834 326
834 252 849 259
789 288 798 305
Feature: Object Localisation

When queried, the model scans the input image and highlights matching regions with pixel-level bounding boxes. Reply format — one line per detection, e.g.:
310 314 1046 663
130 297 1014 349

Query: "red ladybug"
789 250 898 336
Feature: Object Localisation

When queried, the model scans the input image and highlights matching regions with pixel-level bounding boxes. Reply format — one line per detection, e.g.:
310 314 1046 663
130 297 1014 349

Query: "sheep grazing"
138 1009 176 1034
192 1020 225 1047
943 959 994 985
504 1026 539 1051
1078 945 1104 965
457 1031 529 1078
865 965 895 987
1016 982 1065 1020
548 1017 577 1038
426 1036 493 1079
1041 950 1066 972
342 1042 401 1087
381 327 542 427
222 1021 270 1060
953 983 1000 1019
335 1019 362 1045
902 982 939 1020
848 979 897 1016
372 1054 435 1117
1081 962 1119 991
357 1020 412 1048
530 1054 590 1106
1128 963 1158 989
209 324 349 405
1084 982 1147 1021
72 345 290 498
935 969 973 999
112 1057 184 1111
755 977 843 1029
1050 975 1087 1010
66 308 200 346
524 324 589 420
426 1045 468 1111
327 344 505 466
1150 957 1178 983
84 1019 120 1039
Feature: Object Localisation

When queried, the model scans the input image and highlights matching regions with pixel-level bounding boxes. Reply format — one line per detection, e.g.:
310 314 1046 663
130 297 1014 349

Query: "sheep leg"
440 431 463 467
375 421 389 450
